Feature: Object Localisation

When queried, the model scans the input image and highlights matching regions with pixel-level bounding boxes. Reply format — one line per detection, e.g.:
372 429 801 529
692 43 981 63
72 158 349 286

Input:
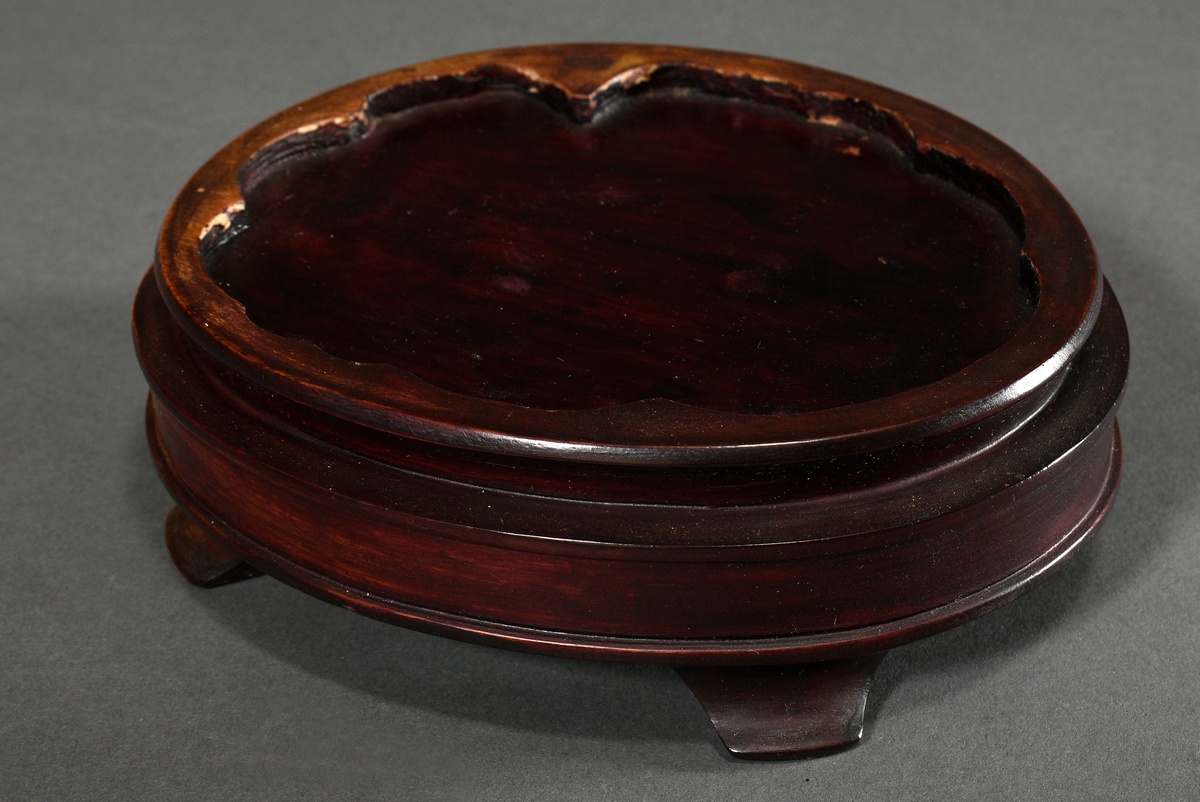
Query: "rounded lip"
154 43 1101 466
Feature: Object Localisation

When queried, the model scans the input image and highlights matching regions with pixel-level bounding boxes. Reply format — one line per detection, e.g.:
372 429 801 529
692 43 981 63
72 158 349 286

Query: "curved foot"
676 654 884 759
164 507 262 588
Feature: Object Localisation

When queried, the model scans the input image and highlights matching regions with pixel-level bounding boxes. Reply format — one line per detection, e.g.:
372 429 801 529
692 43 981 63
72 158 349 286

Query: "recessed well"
204 85 1033 414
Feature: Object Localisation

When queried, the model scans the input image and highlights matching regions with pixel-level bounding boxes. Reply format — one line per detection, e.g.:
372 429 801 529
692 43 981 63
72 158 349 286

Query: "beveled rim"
155 44 1101 466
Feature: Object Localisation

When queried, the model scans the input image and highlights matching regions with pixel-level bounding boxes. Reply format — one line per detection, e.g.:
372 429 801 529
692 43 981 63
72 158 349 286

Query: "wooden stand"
136 44 1128 758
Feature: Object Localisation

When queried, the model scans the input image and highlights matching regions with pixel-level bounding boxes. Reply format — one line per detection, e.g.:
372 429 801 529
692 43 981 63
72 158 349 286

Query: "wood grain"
133 44 1129 757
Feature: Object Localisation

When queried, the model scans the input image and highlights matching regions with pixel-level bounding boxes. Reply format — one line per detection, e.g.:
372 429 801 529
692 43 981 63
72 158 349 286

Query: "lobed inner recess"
202 71 1035 414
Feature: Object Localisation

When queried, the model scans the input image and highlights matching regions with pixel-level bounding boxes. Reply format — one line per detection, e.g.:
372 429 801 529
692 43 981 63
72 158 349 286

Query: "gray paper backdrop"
2 1 1197 799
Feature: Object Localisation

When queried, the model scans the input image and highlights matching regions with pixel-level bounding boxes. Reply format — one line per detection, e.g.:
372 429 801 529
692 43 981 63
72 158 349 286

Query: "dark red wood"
677 655 884 758
132 44 1129 758
163 506 261 588
210 90 1030 416
154 44 1102 465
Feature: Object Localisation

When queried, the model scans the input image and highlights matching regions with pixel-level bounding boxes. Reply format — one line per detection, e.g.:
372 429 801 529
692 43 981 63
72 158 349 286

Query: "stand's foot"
164 506 262 588
676 654 884 760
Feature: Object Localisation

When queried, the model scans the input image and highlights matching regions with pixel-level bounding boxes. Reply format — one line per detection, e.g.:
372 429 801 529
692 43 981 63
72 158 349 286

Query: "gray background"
2 1 1197 799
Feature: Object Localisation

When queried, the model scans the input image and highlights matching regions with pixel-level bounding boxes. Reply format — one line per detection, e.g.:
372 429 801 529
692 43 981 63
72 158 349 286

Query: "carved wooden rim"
155 44 1101 466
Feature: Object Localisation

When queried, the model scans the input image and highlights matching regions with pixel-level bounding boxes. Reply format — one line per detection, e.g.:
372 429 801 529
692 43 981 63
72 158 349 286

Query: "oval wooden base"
152 412 1121 757
135 45 1130 758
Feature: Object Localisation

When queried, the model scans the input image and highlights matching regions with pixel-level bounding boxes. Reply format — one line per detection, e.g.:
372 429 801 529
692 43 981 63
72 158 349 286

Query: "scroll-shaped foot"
676 654 884 759
164 506 262 588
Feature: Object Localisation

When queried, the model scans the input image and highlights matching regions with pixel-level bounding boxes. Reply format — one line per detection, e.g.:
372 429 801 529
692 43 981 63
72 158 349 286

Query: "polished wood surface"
210 90 1029 414
156 44 1102 464
134 44 1128 757
164 506 261 588
678 656 884 759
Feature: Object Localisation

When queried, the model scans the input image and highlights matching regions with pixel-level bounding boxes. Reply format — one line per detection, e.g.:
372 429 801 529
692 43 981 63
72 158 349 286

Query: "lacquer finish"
210 90 1030 415
134 44 1128 758
678 656 885 759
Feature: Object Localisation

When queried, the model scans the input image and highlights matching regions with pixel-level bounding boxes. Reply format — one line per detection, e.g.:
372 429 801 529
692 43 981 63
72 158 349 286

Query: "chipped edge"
199 199 245 242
